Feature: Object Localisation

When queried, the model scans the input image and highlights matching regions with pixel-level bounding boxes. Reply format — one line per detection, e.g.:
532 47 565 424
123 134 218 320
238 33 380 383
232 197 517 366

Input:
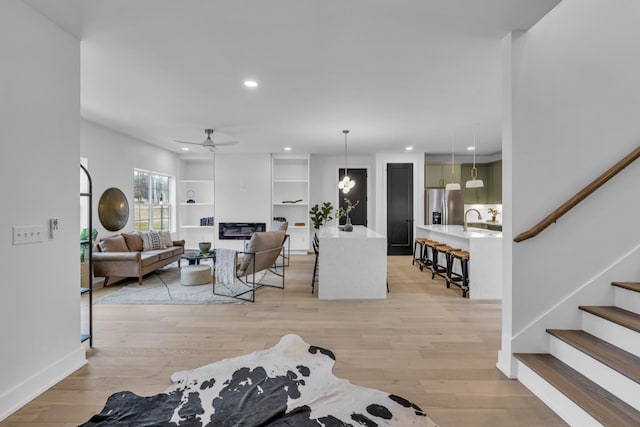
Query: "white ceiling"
26 0 561 156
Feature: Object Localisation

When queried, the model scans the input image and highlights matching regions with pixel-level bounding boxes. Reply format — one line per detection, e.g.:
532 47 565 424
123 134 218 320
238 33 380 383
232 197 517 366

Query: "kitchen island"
416 225 502 300
318 225 387 300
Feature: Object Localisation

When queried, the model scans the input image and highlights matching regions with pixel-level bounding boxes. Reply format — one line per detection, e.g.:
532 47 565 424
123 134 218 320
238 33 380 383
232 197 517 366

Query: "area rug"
95 264 261 305
80 334 438 426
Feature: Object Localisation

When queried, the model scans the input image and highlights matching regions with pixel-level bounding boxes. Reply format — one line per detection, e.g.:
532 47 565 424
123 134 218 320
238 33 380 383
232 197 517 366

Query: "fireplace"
218 222 266 240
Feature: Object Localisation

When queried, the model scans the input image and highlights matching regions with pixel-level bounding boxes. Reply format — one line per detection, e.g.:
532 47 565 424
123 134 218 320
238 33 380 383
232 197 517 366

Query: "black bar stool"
412 237 428 268
448 250 470 297
311 234 320 294
425 241 443 276
420 239 439 271
431 244 459 281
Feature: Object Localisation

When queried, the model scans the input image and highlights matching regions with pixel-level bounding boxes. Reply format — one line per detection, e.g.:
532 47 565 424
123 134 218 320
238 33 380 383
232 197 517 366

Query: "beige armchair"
269 220 289 267
213 230 286 302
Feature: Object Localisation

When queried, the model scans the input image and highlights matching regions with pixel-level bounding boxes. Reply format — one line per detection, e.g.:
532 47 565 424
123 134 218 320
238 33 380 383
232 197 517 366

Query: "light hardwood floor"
3 255 566 426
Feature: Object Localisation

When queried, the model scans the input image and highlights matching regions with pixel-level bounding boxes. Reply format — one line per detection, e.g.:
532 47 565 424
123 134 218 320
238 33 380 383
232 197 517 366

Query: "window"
133 169 171 232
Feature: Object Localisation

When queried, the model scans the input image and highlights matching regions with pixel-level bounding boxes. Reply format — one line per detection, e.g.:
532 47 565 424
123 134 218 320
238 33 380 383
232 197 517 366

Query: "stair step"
547 329 640 384
612 282 640 293
579 306 640 333
612 282 640 314
515 353 640 427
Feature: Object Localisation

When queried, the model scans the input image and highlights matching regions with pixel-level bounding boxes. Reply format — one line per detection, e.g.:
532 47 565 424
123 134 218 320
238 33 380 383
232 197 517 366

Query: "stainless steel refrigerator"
425 188 464 225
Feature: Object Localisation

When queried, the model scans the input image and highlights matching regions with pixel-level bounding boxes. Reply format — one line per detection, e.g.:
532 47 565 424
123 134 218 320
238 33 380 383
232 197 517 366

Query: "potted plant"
309 202 334 230
487 207 500 222
80 228 98 287
335 198 359 231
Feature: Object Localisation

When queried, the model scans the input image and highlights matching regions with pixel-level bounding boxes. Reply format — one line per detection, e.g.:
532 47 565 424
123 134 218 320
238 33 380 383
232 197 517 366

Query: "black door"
338 168 367 226
387 163 413 255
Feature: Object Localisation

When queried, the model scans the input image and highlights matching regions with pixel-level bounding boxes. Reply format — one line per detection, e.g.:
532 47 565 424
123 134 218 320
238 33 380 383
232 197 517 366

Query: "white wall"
81 120 179 239
498 31 516 375
499 0 640 376
176 153 272 251
374 152 425 238
310 154 375 229
213 153 272 250
0 1 85 419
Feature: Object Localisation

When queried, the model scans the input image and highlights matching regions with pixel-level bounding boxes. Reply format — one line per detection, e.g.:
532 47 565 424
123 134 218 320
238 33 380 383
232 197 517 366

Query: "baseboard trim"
497 349 516 378
0 346 87 421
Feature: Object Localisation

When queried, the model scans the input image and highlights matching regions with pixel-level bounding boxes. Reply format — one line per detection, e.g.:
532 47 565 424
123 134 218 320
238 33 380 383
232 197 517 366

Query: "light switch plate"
50 218 59 238
13 225 44 245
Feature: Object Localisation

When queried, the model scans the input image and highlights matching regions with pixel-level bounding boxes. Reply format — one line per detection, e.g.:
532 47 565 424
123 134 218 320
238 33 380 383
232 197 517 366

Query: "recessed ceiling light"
405 146 414 151
467 146 475 151
181 147 189 151
244 80 258 88
284 147 292 151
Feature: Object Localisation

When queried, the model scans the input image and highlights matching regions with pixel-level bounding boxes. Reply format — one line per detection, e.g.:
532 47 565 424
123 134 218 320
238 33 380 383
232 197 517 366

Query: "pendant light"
465 123 484 188
445 134 461 191
338 129 355 194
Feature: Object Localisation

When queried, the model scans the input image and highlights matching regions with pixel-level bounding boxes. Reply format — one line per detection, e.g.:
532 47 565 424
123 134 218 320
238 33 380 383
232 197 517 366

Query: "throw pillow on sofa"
122 232 143 252
99 235 129 252
160 231 173 248
141 231 165 250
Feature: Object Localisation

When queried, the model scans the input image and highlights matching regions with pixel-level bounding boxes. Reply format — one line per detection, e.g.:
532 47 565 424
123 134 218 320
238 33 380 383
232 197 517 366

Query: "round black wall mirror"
98 187 130 231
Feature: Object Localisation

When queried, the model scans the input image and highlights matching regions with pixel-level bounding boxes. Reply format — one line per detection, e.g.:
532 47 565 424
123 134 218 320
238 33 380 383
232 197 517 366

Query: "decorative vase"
492 215 497 222
199 242 212 252
343 217 353 232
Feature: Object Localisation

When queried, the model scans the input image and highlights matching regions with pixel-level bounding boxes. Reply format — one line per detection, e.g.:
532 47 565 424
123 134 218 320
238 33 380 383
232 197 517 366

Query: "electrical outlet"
13 225 44 245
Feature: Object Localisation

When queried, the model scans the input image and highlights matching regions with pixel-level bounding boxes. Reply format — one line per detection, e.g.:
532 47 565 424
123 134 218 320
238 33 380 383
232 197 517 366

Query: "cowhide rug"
81 334 438 426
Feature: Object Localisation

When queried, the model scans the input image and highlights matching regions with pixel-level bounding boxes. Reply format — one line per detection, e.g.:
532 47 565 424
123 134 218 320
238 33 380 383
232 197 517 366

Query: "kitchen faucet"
463 208 482 232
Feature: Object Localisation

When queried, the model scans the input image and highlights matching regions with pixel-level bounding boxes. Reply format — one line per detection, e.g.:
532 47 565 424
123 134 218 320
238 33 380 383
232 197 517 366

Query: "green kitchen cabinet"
461 163 489 203
428 161 501 203
461 163 474 202
425 162 461 188
488 160 502 203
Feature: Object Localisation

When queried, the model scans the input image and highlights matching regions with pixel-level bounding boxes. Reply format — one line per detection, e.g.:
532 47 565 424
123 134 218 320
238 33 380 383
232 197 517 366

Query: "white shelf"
177 160 215 249
272 154 311 252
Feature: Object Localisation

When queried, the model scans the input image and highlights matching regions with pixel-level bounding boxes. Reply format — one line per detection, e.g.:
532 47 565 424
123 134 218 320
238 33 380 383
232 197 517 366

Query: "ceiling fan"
175 129 238 150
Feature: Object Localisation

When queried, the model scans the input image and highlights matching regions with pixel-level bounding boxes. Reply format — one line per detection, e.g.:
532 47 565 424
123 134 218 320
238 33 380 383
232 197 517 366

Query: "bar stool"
431 244 459 281
425 240 443 276
412 237 428 268
420 239 439 271
448 250 470 297
311 234 320 294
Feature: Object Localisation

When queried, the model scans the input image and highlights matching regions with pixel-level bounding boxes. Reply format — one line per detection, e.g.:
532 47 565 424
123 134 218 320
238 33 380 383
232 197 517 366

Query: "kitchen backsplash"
464 204 503 224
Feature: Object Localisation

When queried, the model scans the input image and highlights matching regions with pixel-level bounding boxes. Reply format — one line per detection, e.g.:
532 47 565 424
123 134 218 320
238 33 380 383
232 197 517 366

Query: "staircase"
515 282 640 426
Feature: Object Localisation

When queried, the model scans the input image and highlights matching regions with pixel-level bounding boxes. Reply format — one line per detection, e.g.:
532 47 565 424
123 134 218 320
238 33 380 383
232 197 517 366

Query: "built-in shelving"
177 159 215 250
272 154 310 254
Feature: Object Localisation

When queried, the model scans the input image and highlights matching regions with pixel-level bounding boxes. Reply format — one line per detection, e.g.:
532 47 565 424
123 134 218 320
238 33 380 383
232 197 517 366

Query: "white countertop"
416 225 502 300
319 225 384 239
417 224 502 239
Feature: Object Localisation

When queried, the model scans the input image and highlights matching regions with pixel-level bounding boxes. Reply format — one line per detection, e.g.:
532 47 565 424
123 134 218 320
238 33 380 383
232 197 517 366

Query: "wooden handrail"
514 145 640 242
